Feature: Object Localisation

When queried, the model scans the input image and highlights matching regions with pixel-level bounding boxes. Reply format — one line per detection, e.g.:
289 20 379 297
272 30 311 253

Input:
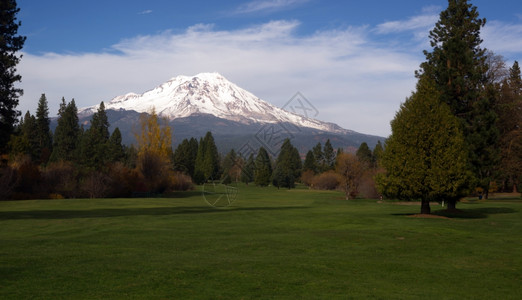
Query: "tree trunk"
447 199 457 211
421 199 431 214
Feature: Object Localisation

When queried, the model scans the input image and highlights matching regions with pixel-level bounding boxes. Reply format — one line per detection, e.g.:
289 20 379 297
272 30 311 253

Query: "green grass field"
1 185 521 299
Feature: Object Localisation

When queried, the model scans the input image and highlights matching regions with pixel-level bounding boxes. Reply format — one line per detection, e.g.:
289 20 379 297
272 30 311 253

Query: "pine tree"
303 150 317 173
221 149 238 184
8 111 37 158
193 137 206 184
35 94 52 164
323 139 335 171
377 76 471 214
372 141 384 168
356 142 372 168
0 0 26 152
81 102 110 169
202 132 220 180
272 139 302 188
418 0 498 197
254 147 272 186
497 61 522 192
312 142 323 172
108 127 125 163
240 153 255 185
50 99 81 162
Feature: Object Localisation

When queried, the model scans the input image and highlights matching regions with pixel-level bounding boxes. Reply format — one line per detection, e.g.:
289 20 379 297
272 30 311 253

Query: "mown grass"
1 184 521 299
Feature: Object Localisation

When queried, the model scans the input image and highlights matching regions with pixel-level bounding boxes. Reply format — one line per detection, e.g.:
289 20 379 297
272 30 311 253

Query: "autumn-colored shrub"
42 161 80 198
311 171 341 190
0 166 16 200
170 172 194 191
301 170 315 187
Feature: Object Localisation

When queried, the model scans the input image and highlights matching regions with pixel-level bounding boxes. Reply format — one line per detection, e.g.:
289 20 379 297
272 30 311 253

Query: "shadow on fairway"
394 207 518 219
0 205 308 220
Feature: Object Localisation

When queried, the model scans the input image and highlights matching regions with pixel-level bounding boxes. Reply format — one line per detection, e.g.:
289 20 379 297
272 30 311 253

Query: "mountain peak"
78 72 349 134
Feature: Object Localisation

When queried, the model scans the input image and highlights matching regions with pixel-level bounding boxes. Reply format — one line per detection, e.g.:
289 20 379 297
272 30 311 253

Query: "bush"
81 171 110 198
301 170 315 187
170 172 194 191
312 171 341 190
42 161 80 198
0 166 16 200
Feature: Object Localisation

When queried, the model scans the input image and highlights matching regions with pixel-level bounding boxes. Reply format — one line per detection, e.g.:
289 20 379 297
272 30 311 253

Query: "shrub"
170 172 194 191
0 166 16 200
301 170 315 187
42 161 80 198
312 171 341 190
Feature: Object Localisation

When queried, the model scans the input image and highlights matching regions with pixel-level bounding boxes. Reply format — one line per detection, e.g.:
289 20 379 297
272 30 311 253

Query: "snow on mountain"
78 72 349 134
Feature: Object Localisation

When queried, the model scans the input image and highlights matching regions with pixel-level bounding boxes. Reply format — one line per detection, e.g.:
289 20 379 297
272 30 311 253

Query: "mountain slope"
78 72 349 134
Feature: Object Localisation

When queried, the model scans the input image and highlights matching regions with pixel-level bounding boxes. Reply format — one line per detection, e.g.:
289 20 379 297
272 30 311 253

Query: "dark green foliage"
50 99 81 163
312 142 323 171
221 149 238 184
323 139 335 171
356 142 372 168
303 150 317 173
496 61 522 192
173 137 198 178
0 0 26 152
194 132 220 182
254 147 272 186
80 102 110 170
240 153 255 184
372 141 384 167
377 76 471 214
272 139 302 189
35 94 52 164
418 0 498 196
108 127 125 163
8 111 37 159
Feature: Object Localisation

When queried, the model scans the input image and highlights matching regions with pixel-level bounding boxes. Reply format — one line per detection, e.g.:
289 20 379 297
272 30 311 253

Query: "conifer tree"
312 142 323 172
272 139 302 188
0 0 26 152
81 102 110 169
356 142 372 168
323 139 335 171
372 141 384 167
240 153 255 185
418 0 498 197
377 76 471 214
35 94 52 163
254 147 272 186
303 150 317 173
50 99 80 162
108 127 125 163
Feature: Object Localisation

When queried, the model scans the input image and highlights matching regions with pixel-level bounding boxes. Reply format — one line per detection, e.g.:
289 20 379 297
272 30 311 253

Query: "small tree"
272 139 302 189
240 153 255 185
336 153 363 200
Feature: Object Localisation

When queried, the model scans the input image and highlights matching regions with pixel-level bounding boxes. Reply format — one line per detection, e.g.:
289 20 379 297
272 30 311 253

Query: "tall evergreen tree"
35 93 52 163
377 76 471 214
372 141 384 168
221 149 238 184
497 61 522 192
254 147 272 187
50 99 81 162
323 139 335 171
202 132 220 180
0 0 26 152
193 137 206 184
356 142 373 168
81 102 110 169
108 127 125 163
312 142 323 172
303 150 317 173
418 0 498 196
240 153 255 185
8 111 37 158
272 139 302 188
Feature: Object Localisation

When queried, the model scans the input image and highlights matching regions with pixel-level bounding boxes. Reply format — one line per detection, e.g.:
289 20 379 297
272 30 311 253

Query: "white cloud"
138 10 153 15
482 20 522 55
234 0 310 14
375 14 438 34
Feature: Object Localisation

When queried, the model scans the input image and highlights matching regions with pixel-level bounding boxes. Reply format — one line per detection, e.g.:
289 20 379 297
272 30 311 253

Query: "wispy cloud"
234 0 309 14
138 10 153 15
375 14 438 34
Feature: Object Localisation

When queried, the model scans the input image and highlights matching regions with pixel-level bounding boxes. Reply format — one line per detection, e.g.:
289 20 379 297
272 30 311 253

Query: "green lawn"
1 185 521 299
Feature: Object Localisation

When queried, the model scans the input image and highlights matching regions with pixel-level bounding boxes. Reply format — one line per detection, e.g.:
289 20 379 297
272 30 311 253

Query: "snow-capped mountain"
78 72 348 134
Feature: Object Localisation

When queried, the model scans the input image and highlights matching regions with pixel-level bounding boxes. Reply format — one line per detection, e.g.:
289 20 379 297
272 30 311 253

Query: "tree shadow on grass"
394 207 518 219
432 207 518 219
0 206 308 220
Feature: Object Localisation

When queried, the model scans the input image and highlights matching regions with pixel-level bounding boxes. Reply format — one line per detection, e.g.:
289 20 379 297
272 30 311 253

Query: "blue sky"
16 0 522 137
